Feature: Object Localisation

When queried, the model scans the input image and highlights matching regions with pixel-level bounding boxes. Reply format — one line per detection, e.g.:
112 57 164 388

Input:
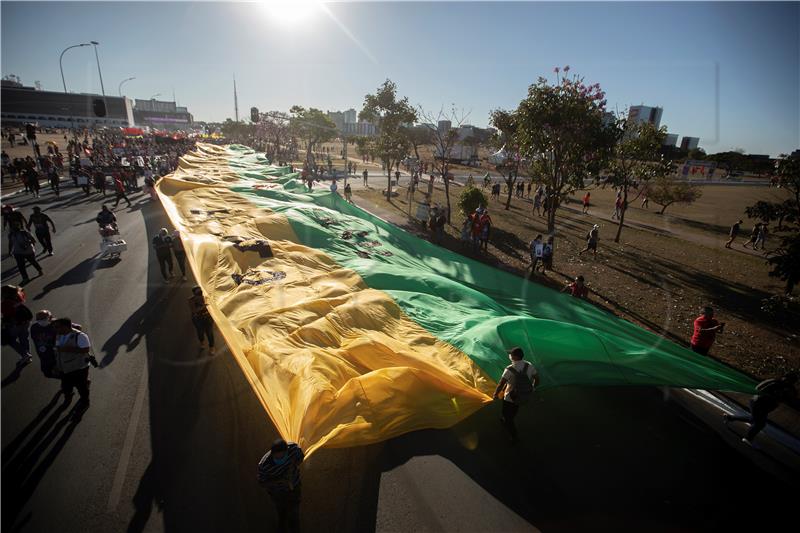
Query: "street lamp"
89 41 106 96
59 43 90 94
118 77 136 97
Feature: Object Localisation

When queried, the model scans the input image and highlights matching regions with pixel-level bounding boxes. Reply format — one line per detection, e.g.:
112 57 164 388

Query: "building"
343 121 377 137
1 84 133 128
790 149 800 160
133 99 193 130
343 108 357 125
663 133 679 147
680 136 700 151
628 105 663 129
437 120 451 133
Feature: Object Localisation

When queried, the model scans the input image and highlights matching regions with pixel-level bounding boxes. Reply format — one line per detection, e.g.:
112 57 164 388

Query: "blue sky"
2 1 798 156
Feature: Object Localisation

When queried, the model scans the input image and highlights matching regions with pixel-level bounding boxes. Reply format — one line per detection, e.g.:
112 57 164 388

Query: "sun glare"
259 0 319 24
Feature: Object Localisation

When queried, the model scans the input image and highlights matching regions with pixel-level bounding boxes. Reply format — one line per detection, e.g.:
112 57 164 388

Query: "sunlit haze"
2 1 798 155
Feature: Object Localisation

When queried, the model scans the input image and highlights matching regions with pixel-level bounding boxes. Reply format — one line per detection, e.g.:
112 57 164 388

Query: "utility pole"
233 74 239 122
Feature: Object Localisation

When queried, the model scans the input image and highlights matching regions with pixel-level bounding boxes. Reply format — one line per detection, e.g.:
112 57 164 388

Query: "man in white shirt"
493 347 539 444
54 318 93 406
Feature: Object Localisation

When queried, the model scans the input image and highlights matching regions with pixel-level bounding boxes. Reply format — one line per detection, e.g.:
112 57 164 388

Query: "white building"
628 105 663 129
343 108 357 124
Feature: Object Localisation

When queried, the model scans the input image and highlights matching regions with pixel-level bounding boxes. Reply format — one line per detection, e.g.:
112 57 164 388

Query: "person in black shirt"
724 371 798 447
152 228 174 280
96 205 116 227
27 206 56 256
258 439 304 533
171 230 188 281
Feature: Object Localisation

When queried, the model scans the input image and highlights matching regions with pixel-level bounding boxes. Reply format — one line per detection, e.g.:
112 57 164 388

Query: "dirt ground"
353 181 798 381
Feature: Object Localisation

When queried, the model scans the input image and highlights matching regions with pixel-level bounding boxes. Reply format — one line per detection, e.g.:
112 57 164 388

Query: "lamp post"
59 43 90 94
89 41 106 96
118 77 135 97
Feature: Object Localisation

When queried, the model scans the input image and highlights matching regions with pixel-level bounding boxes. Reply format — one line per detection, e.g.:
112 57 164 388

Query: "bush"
458 186 489 217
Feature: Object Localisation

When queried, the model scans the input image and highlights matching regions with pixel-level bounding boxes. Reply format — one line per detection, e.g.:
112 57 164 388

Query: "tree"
419 106 470 222
647 175 703 214
606 118 670 242
221 119 255 143
289 106 337 169
458 186 489 217
353 136 374 160
360 80 417 199
257 111 291 161
513 66 614 236
745 155 800 294
405 126 433 163
488 109 522 211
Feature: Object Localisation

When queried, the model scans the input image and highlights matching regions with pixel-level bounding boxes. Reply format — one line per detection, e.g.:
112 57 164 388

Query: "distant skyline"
2 1 798 156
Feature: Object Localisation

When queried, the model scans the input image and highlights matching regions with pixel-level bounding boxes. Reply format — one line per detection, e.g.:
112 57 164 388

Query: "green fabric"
225 145 756 394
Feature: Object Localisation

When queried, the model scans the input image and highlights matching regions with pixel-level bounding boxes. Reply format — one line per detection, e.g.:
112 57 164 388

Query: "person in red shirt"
690 306 725 355
561 275 589 299
112 173 132 208
582 192 591 214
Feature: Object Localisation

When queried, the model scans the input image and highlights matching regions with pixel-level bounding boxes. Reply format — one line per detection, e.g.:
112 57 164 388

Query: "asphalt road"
1 180 797 532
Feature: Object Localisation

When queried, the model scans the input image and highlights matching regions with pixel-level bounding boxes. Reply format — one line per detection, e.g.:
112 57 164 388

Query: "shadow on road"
1 393 87 530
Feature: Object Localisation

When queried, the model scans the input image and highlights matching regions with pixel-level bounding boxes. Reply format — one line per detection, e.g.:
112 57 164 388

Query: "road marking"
107 361 148 512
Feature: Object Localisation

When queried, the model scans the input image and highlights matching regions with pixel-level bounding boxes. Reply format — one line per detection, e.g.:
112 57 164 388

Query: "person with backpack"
1 285 34 364
493 347 539 443
8 223 43 283
54 317 96 407
152 228 175 281
27 206 56 256
258 438 305 533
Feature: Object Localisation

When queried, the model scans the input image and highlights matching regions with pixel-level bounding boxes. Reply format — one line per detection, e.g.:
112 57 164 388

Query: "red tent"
123 127 144 136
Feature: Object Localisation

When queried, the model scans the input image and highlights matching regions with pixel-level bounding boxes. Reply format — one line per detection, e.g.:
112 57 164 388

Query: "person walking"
8 223 43 283
30 310 58 377
579 224 599 258
754 223 768 250
96 204 117 228
724 372 798 448
27 206 56 256
690 306 725 355
1 285 34 364
54 317 94 407
344 183 352 203
258 438 305 533
743 223 760 249
540 236 554 275
112 174 132 208
582 192 591 214
362 169 368 187
725 219 743 249
172 230 188 281
48 166 60 197
478 208 492 253
25 166 40 198
532 190 542 216
152 228 175 281
493 347 539 444
528 234 543 277
189 286 215 352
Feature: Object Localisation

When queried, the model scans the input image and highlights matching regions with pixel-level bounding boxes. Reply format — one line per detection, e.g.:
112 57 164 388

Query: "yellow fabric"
157 146 494 455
